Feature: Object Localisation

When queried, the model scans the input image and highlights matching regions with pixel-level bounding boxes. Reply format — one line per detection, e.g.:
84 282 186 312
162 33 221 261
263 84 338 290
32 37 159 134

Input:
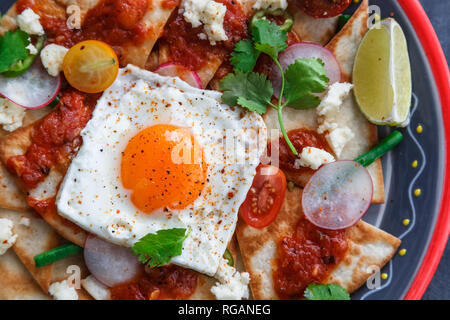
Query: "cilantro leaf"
0 30 30 74
304 284 350 300
251 19 288 59
283 58 329 109
230 39 260 74
132 228 188 268
220 71 273 115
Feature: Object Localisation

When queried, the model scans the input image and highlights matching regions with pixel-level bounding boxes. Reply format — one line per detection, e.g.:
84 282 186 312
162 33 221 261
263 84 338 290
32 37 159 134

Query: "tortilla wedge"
292 10 339 46
263 0 384 203
0 209 92 299
236 188 401 300
5 0 175 68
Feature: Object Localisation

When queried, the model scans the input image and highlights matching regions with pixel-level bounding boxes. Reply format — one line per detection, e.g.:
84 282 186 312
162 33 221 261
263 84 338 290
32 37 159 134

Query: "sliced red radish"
154 62 202 89
84 235 144 288
0 60 61 110
270 42 341 98
302 160 373 230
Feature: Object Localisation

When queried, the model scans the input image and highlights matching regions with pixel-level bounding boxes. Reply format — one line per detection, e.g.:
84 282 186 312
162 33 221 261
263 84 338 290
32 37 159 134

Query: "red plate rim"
397 0 450 300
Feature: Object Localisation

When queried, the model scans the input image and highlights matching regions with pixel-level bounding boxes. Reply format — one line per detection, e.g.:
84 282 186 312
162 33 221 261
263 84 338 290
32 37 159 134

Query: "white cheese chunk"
0 98 26 132
26 41 38 55
19 216 31 227
0 219 17 256
211 258 250 300
326 126 355 158
81 275 111 300
252 0 288 10
316 82 355 158
40 44 68 77
17 8 45 36
48 280 78 300
296 147 335 170
181 0 228 45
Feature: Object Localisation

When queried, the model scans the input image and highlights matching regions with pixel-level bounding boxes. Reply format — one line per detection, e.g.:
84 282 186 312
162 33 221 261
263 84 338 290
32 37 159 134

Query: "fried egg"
57 65 267 275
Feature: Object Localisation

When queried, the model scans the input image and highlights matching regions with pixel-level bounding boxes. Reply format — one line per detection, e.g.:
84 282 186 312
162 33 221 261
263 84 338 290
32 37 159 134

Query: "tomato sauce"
17 0 149 62
111 265 198 300
268 129 333 176
161 0 248 71
273 217 348 299
6 89 98 190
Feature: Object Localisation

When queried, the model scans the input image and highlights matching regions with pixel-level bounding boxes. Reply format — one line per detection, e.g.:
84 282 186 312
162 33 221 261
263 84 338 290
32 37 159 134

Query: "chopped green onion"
354 131 403 167
34 244 83 268
337 14 352 32
48 96 60 108
251 9 294 33
223 249 234 267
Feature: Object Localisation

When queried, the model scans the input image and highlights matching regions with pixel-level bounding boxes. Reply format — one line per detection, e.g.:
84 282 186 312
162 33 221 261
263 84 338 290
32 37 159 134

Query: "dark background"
419 0 450 300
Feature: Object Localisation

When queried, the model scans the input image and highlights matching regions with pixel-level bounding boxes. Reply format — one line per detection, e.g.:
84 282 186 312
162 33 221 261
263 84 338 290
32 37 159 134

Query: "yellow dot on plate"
416 125 423 134
412 160 418 168
399 249 407 256
414 188 422 197
381 273 388 280
354 0 360 3
403 219 411 226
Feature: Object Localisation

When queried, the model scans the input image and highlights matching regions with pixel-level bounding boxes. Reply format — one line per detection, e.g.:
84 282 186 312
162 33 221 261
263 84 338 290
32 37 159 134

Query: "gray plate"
0 0 446 300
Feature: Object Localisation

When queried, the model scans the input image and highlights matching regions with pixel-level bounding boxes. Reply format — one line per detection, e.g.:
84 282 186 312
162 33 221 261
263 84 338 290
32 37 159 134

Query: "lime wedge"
353 18 412 126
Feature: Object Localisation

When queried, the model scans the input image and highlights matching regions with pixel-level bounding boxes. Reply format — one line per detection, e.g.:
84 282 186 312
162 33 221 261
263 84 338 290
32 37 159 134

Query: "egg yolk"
121 124 207 213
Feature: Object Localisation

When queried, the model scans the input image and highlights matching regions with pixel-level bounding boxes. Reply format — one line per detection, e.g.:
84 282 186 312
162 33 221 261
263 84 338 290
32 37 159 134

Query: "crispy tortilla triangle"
292 10 339 46
263 0 385 203
0 208 92 299
236 188 400 300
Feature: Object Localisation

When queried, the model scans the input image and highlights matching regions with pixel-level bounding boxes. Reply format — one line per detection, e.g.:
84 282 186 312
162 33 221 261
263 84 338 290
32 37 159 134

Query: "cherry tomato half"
239 165 287 229
296 0 352 18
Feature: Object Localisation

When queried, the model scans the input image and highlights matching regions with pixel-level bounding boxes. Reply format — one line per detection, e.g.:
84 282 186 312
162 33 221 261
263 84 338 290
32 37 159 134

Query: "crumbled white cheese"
0 218 17 256
326 126 355 158
40 44 68 77
16 8 45 36
181 0 228 45
81 275 111 300
296 147 335 170
19 216 31 227
0 98 26 132
317 82 354 117
252 0 288 10
26 40 38 55
48 280 79 300
211 258 250 300
316 82 354 158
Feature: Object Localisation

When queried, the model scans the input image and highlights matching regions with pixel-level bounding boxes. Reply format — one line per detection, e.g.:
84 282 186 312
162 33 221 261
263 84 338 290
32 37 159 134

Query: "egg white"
56 65 267 276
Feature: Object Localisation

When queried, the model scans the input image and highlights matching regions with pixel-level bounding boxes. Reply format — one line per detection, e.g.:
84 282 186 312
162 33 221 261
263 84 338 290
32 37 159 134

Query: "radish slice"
269 42 341 98
84 235 144 288
154 62 202 89
302 161 373 230
0 60 61 109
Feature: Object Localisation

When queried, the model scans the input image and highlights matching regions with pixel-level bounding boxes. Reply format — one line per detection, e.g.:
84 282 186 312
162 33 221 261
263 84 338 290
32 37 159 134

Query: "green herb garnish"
304 284 350 300
0 30 30 74
221 18 329 155
132 228 189 268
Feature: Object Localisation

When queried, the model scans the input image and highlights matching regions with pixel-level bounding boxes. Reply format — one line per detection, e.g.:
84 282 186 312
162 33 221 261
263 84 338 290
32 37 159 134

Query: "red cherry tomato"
239 165 287 229
295 0 352 18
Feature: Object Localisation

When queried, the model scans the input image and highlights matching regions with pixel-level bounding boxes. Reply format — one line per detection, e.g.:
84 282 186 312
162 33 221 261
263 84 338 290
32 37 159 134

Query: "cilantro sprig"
132 228 189 268
221 18 329 155
304 284 350 300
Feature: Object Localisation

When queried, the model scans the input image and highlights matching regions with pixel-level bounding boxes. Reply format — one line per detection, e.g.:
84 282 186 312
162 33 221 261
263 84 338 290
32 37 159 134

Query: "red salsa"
161 0 248 72
273 217 348 299
268 129 333 176
111 265 198 300
17 0 149 62
6 89 98 191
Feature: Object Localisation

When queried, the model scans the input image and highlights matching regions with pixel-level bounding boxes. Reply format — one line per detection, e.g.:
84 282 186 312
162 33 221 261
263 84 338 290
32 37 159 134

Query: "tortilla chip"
0 209 92 299
236 187 400 300
292 11 339 46
0 250 50 300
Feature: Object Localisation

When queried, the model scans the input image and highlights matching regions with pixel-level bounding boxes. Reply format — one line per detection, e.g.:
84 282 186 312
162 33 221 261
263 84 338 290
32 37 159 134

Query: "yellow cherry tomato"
63 40 119 94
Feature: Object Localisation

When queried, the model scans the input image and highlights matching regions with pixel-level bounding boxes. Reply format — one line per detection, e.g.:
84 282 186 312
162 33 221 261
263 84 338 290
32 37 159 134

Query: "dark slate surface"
419 0 450 301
